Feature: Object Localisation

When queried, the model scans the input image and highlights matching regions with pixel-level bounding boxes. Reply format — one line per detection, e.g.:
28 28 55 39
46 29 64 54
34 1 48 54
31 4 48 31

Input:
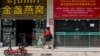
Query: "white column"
47 0 54 35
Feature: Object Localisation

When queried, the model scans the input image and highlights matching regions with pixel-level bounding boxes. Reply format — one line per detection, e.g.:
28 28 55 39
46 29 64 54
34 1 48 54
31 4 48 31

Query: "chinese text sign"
54 0 100 18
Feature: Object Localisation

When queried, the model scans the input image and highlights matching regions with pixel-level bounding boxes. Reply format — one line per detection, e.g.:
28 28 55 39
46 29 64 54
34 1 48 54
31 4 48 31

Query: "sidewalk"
1 47 100 56
0 46 100 52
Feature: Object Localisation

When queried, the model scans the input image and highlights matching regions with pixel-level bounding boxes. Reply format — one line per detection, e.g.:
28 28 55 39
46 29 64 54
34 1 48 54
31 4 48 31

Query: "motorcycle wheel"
4 50 10 56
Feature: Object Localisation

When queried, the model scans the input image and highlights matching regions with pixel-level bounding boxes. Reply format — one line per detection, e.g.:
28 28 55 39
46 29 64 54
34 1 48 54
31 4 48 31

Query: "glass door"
32 19 46 47
55 20 100 47
65 20 83 47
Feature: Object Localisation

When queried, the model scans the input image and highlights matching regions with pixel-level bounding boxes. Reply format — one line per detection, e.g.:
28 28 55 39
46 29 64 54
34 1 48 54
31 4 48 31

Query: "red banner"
54 0 100 18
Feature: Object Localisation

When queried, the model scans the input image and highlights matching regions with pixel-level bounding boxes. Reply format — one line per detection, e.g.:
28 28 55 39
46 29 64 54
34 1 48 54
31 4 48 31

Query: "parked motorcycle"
4 44 27 56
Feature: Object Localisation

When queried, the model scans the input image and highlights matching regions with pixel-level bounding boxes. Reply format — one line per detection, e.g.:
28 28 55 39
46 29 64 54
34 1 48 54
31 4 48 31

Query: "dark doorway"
16 20 35 46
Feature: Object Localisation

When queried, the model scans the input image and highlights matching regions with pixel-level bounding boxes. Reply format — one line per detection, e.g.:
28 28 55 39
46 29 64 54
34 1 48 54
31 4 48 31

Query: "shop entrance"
55 20 100 47
1 19 46 46
16 20 46 46
16 20 35 46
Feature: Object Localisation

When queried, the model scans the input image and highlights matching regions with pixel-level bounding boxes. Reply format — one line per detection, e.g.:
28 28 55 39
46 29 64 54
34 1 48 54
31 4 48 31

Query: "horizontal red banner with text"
54 0 100 18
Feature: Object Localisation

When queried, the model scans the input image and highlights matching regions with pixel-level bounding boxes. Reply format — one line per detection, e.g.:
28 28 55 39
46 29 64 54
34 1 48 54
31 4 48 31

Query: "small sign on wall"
90 23 95 27
49 18 54 25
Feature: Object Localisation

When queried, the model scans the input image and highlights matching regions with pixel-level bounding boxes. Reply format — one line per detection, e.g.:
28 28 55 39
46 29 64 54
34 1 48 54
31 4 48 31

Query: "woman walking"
43 27 54 50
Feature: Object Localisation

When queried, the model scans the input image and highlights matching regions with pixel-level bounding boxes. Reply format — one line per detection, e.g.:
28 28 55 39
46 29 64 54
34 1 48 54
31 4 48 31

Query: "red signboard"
54 0 100 18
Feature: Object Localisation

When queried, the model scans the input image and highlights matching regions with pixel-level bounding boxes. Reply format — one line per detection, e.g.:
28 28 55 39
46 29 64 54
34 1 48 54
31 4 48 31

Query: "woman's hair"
46 27 50 30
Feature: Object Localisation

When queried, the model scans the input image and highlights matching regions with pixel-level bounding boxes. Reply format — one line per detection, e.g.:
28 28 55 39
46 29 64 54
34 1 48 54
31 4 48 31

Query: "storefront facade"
1 0 100 47
54 0 100 47
54 19 100 47
0 0 47 46
1 19 46 46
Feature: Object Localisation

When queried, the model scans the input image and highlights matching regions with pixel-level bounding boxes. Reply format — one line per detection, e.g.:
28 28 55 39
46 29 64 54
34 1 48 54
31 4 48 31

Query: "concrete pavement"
1 47 100 56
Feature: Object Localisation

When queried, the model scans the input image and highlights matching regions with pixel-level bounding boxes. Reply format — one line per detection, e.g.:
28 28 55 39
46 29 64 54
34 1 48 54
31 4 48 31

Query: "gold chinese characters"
2 5 44 14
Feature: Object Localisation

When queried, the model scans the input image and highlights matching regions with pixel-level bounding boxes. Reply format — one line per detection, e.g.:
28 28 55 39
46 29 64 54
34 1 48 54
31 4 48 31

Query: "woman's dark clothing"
45 35 52 41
